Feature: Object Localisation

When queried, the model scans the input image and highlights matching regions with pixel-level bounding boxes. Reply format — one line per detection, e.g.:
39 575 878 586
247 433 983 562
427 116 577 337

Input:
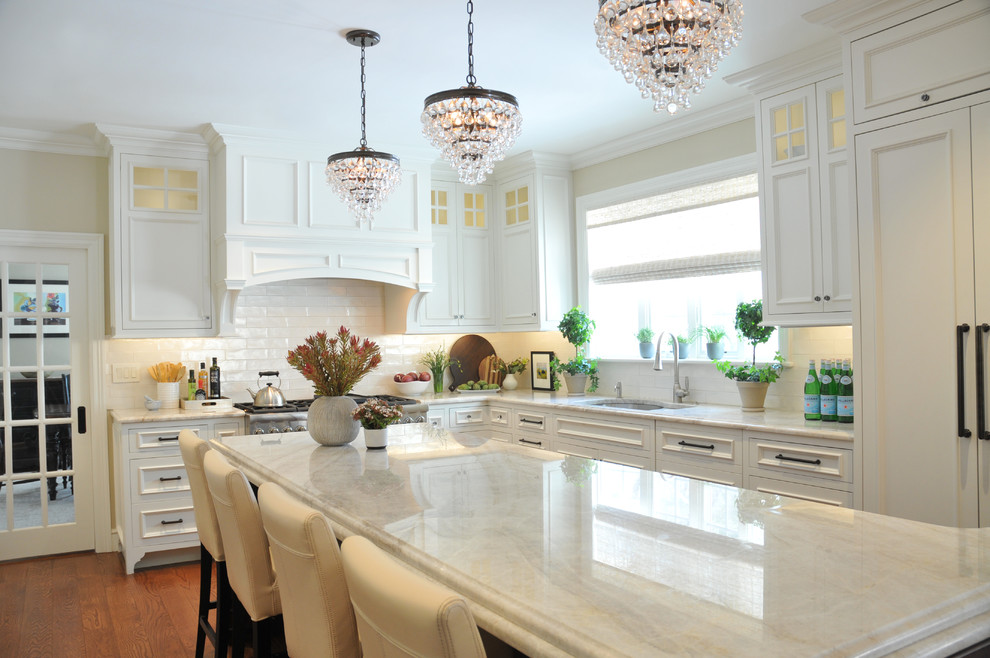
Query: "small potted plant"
635 327 656 359
352 398 403 449
673 334 691 359
497 357 528 390
551 307 600 395
702 325 727 360
287 326 382 446
418 344 457 395
713 300 783 411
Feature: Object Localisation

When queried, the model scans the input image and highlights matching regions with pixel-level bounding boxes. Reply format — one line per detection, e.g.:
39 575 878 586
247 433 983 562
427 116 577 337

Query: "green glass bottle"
187 369 196 401
820 358 837 422
837 359 854 423
804 359 821 420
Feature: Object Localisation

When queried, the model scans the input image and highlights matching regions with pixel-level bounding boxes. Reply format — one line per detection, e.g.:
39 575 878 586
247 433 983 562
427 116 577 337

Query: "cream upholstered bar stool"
177 430 232 658
203 449 282 658
340 535 487 658
257 482 361 658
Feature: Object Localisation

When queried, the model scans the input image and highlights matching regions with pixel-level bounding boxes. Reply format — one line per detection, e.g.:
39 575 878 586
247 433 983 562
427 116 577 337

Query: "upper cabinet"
98 126 214 337
415 179 496 331
758 76 852 326
495 155 576 331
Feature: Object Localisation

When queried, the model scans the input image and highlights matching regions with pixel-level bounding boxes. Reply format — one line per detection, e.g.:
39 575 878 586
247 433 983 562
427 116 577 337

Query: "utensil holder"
157 382 180 409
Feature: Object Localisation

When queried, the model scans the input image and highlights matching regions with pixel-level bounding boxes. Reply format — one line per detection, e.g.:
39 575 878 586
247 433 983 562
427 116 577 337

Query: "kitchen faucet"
614 381 622 399
652 331 690 402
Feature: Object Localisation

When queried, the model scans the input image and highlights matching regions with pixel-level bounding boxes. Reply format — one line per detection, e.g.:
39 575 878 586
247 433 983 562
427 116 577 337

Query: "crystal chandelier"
422 1 522 185
595 0 744 115
326 30 401 226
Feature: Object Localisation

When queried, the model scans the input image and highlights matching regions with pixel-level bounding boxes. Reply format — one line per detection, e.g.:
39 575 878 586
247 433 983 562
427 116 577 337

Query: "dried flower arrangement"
286 326 382 397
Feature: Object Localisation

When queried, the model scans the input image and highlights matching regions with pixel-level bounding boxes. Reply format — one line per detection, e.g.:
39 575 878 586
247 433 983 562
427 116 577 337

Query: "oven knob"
414 415 427 423
400 416 413 424
295 425 307 432
254 428 267 435
280 426 293 434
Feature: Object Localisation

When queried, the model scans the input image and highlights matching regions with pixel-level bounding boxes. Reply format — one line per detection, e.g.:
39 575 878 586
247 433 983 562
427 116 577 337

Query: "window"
579 161 778 362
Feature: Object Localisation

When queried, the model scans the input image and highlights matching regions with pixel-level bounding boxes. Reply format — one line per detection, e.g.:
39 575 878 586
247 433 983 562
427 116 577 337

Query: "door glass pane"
12 334 39 369
772 107 787 135
11 379 38 421
133 166 165 187
831 120 847 149
134 189 166 209
167 190 198 210
789 102 804 129
10 480 44 529
169 169 198 189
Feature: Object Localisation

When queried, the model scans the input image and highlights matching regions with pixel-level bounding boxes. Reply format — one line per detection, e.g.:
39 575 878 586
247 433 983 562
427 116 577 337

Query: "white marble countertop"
212 424 989 657
110 406 246 424
421 390 854 442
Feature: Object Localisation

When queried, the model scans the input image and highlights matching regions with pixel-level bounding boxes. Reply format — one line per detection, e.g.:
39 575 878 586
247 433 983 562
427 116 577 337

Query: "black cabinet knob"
921 93 931 102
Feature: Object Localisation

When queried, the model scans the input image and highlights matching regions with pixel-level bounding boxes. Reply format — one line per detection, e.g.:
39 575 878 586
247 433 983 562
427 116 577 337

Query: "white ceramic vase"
364 427 388 450
156 382 180 409
307 396 360 446
502 373 519 390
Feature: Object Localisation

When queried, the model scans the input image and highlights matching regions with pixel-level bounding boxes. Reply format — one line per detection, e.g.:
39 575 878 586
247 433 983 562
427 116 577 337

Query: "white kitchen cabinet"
496 157 576 331
99 124 215 337
656 422 742 486
757 76 852 326
415 180 496 331
112 413 246 573
853 101 990 526
847 0 990 125
743 431 854 508
552 412 654 469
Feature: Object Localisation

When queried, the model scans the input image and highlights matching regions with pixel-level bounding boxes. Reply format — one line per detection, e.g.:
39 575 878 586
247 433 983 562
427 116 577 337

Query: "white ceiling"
0 0 839 159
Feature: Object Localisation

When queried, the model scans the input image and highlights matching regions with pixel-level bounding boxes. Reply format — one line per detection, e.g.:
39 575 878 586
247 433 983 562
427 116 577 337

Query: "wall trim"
0 127 104 157
568 96 754 171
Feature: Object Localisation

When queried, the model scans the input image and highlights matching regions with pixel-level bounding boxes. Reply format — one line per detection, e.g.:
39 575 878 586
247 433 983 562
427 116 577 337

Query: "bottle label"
840 375 852 385
820 374 832 385
821 395 837 415
805 375 816 384
837 396 854 416
804 394 821 413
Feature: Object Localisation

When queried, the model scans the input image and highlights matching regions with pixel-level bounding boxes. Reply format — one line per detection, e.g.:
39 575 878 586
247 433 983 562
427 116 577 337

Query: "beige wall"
572 118 757 197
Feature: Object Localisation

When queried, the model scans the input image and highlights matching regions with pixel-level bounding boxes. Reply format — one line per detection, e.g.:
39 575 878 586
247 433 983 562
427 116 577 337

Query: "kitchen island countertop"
212 424 990 657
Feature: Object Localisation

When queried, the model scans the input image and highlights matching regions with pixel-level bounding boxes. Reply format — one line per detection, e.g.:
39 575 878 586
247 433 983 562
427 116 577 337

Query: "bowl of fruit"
392 371 430 396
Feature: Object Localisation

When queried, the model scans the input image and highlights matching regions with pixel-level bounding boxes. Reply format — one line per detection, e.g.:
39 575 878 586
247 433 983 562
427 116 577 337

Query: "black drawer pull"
157 435 179 442
678 440 715 450
520 418 542 425
158 476 182 482
519 439 542 447
775 453 822 466
160 518 184 525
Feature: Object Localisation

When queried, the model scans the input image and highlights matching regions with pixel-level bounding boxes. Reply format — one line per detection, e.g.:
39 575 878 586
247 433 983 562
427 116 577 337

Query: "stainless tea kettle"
246 371 287 407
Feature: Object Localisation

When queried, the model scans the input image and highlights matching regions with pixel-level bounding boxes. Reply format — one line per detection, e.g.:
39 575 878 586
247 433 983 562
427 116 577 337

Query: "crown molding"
567 96 754 171
93 123 209 158
802 0 950 35
723 39 842 95
0 127 103 157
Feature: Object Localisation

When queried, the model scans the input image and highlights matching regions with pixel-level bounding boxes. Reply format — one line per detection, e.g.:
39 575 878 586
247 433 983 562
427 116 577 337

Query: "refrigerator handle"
977 323 989 440
958 324 972 438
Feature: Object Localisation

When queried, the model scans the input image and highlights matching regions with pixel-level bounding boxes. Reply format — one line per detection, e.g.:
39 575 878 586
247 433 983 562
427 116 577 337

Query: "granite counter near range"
212 424 990 657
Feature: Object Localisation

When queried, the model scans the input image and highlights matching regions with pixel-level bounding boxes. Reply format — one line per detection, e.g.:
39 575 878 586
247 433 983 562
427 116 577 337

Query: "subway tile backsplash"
102 278 853 413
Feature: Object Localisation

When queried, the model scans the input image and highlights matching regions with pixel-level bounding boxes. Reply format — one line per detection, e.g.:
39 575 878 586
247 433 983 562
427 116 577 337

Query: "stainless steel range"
234 394 428 435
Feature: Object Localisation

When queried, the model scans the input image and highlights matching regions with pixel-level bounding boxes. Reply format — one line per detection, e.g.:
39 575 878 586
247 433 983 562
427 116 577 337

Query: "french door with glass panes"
1 242 96 560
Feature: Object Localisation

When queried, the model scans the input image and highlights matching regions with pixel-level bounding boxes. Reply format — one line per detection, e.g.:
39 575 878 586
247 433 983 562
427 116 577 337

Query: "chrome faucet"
614 381 622 398
652 331 690 402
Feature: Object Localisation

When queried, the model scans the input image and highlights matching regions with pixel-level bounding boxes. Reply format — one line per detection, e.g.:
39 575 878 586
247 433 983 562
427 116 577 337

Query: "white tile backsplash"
103 278 853 413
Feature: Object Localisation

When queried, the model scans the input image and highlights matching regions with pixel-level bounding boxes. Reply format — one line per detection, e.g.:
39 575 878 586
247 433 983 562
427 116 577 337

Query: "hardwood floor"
0 551 212 658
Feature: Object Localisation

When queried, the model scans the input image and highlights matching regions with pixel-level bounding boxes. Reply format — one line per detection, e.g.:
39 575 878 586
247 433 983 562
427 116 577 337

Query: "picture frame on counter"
8 279 70 337
530 351 555 391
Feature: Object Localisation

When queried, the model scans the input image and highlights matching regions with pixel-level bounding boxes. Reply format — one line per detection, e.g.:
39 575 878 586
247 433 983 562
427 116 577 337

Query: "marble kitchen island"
211 424 990 657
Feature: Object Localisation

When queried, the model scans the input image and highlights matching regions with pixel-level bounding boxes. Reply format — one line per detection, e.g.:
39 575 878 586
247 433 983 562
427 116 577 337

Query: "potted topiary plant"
713 300 783 411
703 325 727 360
551 307 600 395
635 327 656 359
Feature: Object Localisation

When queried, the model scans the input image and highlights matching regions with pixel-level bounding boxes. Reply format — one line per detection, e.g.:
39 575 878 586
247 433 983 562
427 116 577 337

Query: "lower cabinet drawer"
747 476 853 508
659 458 743 488
514 432 549 450
513 410 549 434
554 439 650 470
129 424 208 454
554 414 653 451
132 500 198 545
554 438 597 460
449 406 486 428
489 407 510 427
658 423 741 469
747 436 853 485
130 456 191 500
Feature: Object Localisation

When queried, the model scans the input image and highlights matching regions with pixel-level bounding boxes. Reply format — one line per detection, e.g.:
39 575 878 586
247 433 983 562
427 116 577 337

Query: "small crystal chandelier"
326 29 401 226
421 1 522 185
595 0 744 115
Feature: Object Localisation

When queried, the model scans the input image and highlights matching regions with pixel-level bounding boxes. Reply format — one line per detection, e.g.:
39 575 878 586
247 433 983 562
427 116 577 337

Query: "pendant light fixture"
326 29 401 226
595 0 744 115
421 1 522 185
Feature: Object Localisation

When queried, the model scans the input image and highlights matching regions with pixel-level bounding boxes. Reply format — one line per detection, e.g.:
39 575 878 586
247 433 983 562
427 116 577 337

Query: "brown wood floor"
0 551 216 658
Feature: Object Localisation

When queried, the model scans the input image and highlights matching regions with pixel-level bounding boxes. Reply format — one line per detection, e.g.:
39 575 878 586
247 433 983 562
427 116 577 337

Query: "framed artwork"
530 351 555 391
9 280 69 337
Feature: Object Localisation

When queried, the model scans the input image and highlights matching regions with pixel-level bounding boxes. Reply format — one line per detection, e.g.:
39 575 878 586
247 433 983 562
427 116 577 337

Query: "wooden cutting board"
479 355 504 387
448 335 496 391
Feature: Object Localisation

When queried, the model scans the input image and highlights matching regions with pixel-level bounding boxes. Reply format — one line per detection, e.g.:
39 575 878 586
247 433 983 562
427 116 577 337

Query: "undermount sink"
577 399 697 412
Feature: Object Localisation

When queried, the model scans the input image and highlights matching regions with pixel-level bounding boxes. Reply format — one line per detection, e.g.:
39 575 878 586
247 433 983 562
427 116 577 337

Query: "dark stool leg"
195 545 212 658
216 561 231 658
253 616 273 658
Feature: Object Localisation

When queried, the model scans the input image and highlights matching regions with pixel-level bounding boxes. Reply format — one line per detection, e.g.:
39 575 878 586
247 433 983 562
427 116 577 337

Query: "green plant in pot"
635 327 656 359
672 334 690 359
551 307 600 395
702 325 727 360
713 300 783 412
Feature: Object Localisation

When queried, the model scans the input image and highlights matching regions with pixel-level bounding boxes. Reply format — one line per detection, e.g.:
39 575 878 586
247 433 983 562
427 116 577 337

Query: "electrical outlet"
112 363 141 383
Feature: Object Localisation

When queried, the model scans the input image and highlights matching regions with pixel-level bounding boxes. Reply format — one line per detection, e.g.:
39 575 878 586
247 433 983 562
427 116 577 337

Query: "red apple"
419 372 431 381
401 374 416 382
406 372 419 381
394 373 404 382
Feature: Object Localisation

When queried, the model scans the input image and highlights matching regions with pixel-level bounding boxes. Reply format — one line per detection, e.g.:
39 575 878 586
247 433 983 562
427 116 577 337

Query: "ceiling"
0 0 839 160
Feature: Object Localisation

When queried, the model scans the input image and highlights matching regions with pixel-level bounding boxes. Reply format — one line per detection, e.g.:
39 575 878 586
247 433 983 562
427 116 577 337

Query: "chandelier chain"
359 41 368 148
466 0 476 86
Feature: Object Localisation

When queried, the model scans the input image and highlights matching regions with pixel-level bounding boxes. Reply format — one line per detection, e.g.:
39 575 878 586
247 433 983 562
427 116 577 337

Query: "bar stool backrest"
178 430 224 561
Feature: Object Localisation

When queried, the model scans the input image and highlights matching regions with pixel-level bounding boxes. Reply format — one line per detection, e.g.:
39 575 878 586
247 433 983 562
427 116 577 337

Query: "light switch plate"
112 363 141 383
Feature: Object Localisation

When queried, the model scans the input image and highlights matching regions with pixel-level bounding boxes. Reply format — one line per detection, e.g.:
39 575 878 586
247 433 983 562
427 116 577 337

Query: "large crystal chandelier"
595 0 744 115
326 30 401 226
421 1 522 185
